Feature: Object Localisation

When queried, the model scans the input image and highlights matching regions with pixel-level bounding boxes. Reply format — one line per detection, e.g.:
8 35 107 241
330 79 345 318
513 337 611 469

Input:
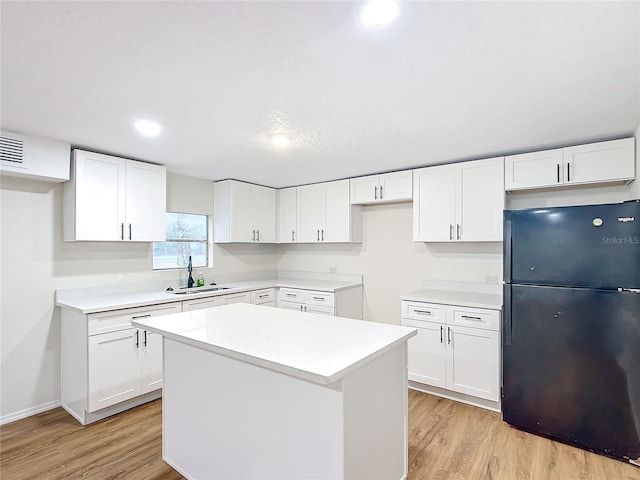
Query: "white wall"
0 172 278 422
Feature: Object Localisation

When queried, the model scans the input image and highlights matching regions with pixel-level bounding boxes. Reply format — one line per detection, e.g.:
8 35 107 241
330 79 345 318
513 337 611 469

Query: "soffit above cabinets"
1 1 638 188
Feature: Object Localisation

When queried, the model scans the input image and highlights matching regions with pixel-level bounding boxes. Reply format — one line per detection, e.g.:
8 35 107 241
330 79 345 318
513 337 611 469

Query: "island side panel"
162 338 346 480
343 343 408 479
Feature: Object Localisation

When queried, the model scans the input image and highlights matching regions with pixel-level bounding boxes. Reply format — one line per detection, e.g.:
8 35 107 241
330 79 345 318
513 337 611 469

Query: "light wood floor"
2 390 639 479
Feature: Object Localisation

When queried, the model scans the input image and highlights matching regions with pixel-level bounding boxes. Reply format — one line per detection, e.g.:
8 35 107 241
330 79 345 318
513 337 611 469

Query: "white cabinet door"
379 171 413 202
125 160 166 241
458 157 504 242
323 179 351 242
231 181 254 242
73 150 126 241
446 325 499 401
279 300 304 312
88 329 139 412
252 184 276 243
278 187 298 243
297 183 325 242
563 138 635 185
413 165 456 242
406 320 447 389
139 329 163 394
504 148 564 190
350 175 379 203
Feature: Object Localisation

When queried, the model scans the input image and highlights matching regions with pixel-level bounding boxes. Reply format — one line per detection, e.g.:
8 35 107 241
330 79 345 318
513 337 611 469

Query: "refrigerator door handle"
504 219 512 283
504 285 512 346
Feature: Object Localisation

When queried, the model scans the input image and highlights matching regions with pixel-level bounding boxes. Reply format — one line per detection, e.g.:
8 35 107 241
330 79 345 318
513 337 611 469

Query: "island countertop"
133 303 416 385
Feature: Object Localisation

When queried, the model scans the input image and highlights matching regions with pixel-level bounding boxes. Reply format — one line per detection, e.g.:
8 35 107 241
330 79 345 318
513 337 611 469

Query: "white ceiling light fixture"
270 134 290 148
360 0 399 26
134 119 162 137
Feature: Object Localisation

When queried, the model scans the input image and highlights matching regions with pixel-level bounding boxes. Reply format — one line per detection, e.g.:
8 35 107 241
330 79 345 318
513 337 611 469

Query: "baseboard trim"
1 400 62 425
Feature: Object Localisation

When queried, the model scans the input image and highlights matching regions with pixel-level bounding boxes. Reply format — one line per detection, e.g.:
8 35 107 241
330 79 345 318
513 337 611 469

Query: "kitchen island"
133 303 416 480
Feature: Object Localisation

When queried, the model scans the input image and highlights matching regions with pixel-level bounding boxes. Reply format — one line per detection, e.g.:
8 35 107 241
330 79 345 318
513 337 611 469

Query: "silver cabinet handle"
440 326 443 344
380 185 383 199
321 229 324 242
135 330 139 348
456 224 460 240
557 164 560 183
121 223 125 240
447 327 451 344
131 314 151 320
449 224 453 241
144 330 148 347
375 186 378 200
567 162 571 182
317 229 320 242
311 296 324 301
414 309 431 315
461 315 482 320
252 229 256 241
257 229 260 242
285 293 296 297
291 230 295 242
300 305 304 311
129 224 132 241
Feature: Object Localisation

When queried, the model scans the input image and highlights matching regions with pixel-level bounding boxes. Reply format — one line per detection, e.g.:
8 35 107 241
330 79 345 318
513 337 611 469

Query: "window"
153 212 208 270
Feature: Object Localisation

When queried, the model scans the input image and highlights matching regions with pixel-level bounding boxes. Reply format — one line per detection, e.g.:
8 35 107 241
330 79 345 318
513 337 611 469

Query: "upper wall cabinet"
63 150 166 242
350 171 413 205
505 138 635 191
297 179 363 243
413 157 505 242
214 180 276 243
277 187 298 243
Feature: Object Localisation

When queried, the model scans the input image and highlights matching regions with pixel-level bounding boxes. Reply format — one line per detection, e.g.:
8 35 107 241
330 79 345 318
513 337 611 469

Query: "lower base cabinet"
277 286 363 319
61 302 182 425
402 300 500 403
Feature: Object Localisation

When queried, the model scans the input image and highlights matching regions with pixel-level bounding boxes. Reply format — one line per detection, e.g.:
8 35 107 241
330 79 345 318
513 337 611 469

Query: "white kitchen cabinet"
182 296 223 311
214 180 276 243
61 302 182 425
277 286 363 319
402 300 500 403
251 288 275 307
63 149 166 242
221 292 251 304
297 179 363 243
505 137 635 191
350 171 413 204
413 157 504 242
277 187 298 243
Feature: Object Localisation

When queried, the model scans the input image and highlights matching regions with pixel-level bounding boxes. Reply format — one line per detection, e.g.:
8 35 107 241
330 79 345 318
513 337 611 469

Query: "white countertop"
56 277 362 314
133 303 416 385
401 288 503 310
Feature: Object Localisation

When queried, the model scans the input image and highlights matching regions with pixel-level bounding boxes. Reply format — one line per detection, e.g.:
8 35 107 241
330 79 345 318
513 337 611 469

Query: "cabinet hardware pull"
129 224 132 240
567 162 570 182
304 306 307 312
312 296 324 301
447 327 451 344
300 305 304 311
440 326 443 344
131 314 151 320
135 330 139 348
321 229 324 241
449 224 453 240
375 186 378 200
317 229 320 242
285 293 296 297
456 224 461 241
380 185 383 199
292 230 295 242
557 164 560 183
252 230 256 241
414 309 431 315
121 223 124 240
144 330 147 347
257 229 260 242
461 315 482 320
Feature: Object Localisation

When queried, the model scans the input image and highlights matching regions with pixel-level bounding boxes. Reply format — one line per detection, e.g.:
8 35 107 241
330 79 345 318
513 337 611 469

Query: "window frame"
152 211 211 271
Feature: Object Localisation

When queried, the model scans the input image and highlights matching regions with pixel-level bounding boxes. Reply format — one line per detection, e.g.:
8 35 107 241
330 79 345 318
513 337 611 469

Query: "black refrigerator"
503 199 640 466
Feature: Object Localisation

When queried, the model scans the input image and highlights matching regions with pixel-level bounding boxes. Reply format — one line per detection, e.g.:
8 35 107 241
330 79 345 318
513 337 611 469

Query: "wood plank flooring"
2 390 639 479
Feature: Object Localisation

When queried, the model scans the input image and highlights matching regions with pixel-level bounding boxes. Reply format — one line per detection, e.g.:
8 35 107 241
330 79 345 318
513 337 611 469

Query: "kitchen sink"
171 286 231 295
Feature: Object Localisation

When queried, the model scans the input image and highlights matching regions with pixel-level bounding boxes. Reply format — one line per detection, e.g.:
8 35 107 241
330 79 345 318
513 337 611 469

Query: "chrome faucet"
187 255 195 288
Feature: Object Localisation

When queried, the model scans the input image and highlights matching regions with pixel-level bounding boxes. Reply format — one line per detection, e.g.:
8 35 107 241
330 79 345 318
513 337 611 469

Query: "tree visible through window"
153 212 208 270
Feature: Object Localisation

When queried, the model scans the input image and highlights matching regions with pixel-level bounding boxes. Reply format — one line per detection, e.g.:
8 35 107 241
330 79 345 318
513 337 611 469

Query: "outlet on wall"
485 275 499 284
329 267 338 274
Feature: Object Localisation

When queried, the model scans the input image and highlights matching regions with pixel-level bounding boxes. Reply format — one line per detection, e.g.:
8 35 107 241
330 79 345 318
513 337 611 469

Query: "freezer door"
504 200 640 288
502 285 640 462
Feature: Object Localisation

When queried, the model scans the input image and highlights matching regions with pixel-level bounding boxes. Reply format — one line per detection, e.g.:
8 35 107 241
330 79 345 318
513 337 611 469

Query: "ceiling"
1 1 639 188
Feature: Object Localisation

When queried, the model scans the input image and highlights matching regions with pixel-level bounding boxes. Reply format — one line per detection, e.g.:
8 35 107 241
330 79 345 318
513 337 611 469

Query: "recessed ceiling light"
360 0 399 26
270 134 290 148
134 119 161 137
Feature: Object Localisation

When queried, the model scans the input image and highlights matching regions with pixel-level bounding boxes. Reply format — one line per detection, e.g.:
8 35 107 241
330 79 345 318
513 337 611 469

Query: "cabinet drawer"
182 297 222 311
278 288 305 304
449 306 500 331
402 301 444 324
88 302 182 335
306 291 335 307
252 288 275 305
306 304 334 315
222 292 250 305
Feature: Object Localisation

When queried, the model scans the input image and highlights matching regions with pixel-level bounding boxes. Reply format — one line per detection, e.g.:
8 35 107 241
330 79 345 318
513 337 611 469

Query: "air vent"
0 135 25 164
